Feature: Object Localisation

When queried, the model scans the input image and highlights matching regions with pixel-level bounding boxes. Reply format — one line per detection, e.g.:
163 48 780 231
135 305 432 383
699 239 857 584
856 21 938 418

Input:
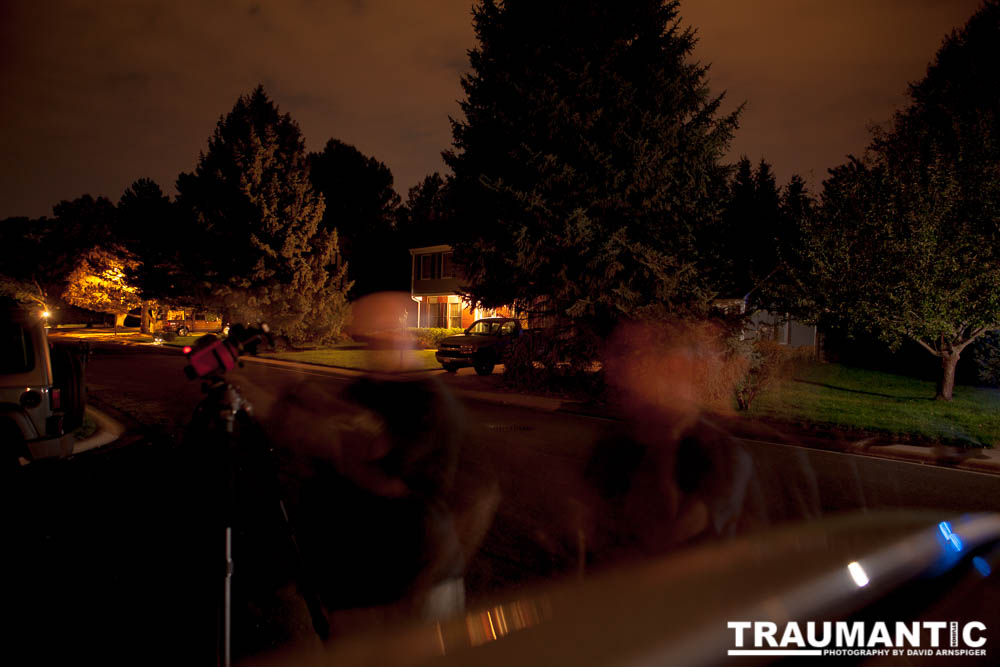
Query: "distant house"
712 298 817 349
409 244 512 329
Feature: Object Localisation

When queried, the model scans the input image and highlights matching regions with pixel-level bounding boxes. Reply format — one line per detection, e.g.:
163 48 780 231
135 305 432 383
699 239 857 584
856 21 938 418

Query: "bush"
970 331 1000 386
501 327 605 396
604 319 743 414
729 338 798 411
407 327 465 349
501 332 550 390
159 331 177 342
603 318 808 414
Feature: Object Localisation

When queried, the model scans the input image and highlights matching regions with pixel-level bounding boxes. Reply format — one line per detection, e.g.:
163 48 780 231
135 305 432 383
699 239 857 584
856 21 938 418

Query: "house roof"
409 244 452 254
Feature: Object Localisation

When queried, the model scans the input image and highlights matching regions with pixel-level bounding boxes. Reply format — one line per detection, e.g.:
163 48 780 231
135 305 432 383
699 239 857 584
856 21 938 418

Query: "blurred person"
574 319 824 569
264 373 493 638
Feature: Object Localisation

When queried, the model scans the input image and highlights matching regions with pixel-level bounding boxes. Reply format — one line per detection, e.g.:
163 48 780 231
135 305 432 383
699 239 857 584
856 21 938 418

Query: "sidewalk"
48 326 149 344
720 414 1000 476
58 331 1000 475
71 405 126 454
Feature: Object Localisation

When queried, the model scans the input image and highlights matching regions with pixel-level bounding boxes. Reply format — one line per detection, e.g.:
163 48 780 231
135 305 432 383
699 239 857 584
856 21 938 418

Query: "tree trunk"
936 351 960 401
140 300 151 334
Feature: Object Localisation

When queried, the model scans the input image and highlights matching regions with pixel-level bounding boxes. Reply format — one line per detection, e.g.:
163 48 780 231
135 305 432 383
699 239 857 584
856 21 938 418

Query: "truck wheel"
474 362 494 376
177 326 190 336
442 363 460 373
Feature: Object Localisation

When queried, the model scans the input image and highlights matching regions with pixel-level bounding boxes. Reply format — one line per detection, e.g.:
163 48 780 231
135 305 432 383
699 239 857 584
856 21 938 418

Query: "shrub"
604 319 744 414
501 332 551 390
970 331 1000 386
729 338 797 411
501 330 605 397
603 318 806 414
407 327 465 349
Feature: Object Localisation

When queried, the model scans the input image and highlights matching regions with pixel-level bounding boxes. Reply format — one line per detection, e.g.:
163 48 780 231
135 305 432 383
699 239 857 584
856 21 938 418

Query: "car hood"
254 511 1000 667
439 334 501 347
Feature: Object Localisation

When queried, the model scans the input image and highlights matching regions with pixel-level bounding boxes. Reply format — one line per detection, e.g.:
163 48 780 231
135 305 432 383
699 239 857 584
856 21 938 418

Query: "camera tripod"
183 332 329 667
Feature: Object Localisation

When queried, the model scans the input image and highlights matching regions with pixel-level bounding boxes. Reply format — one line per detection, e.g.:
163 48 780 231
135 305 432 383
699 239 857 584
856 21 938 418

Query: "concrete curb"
73 405 126 454
725 419 1000 476
242 355 570 411
242 354 371 377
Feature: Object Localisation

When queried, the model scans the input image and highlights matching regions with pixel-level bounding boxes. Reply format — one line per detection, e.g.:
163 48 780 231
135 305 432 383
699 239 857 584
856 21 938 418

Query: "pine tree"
714 157 783 299
176 86 349 342
446 0 738 356
309 139 401 296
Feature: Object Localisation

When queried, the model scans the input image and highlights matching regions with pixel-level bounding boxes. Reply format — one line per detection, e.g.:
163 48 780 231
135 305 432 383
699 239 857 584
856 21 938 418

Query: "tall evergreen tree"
176 86 349 342
0 216 54 310
117 178 184 332
397 172 456 248
309 139 401 296
713 157 782 299
763 173 816 315
446 0 738 355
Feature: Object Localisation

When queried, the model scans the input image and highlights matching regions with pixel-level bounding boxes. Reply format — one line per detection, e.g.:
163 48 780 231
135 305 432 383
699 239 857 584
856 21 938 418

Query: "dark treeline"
0 87 450 343
3 0 998 400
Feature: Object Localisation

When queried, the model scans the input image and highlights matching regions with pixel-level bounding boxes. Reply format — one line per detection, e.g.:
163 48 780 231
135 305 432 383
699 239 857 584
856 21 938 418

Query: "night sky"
0 0 983 219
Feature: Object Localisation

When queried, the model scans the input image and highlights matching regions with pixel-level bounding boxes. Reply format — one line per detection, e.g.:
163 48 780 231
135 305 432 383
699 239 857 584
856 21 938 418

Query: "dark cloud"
0 0 984 217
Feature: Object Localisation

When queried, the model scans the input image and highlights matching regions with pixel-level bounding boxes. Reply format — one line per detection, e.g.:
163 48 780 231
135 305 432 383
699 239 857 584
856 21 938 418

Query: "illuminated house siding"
409 245 512 328
712 298 817 349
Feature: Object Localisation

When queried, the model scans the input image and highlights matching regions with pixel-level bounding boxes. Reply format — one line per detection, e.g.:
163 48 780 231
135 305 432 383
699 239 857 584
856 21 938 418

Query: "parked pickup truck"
435 317 524 375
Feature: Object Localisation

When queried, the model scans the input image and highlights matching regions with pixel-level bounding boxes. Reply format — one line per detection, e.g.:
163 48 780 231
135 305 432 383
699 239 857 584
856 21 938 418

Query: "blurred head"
603 318 746 427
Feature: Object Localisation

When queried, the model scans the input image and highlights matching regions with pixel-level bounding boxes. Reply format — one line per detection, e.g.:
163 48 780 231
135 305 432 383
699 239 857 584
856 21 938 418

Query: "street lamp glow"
41 310 50 318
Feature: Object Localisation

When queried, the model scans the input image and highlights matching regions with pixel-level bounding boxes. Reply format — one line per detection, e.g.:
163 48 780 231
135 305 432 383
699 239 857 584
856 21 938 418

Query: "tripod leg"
278 499 331 642
222 526 233 667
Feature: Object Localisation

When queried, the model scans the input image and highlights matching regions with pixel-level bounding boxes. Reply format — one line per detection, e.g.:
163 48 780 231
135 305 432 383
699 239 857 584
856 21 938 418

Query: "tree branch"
913 337 941 357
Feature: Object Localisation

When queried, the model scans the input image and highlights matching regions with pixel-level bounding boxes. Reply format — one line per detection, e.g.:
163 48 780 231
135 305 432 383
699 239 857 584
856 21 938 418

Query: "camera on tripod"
183 324 272 380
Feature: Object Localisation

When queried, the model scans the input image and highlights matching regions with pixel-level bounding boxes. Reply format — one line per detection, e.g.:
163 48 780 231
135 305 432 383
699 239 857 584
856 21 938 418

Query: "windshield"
0 320 36 374
466 320 506 335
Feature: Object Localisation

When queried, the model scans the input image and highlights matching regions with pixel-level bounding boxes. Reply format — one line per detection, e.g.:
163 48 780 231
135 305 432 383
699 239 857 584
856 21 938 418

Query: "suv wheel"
474 362 494 376
177 326 190 336
50 345 86 432
442 363 460 373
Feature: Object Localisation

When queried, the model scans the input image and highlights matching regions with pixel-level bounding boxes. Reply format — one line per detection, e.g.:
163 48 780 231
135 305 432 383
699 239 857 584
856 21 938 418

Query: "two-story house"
409 245 512 328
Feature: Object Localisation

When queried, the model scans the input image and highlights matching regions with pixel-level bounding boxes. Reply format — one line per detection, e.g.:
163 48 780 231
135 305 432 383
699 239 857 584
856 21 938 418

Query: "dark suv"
1 305 79 466
435 317 523 375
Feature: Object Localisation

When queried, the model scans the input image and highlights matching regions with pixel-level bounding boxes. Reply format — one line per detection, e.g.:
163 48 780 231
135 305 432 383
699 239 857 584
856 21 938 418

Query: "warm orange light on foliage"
62 248 140 318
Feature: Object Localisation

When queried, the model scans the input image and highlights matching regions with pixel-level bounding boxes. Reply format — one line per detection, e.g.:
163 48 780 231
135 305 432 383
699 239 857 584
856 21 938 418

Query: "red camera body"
184 337 239 380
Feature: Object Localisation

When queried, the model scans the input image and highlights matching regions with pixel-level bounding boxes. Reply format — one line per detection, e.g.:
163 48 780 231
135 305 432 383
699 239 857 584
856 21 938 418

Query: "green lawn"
264 344 440 372
748 362 1000 448
134 334 202 347
135 334 440 372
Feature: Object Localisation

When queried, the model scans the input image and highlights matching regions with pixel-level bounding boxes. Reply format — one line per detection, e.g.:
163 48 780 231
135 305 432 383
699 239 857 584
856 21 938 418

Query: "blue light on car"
972 556 992 577
938 521 963 553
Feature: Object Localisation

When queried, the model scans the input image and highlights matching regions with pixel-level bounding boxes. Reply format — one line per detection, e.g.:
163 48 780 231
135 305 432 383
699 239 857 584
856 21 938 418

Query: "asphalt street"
8 343 1000 665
